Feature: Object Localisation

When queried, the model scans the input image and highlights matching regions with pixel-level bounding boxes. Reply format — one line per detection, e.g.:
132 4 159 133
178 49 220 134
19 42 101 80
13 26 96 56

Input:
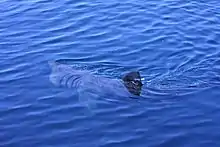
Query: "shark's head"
122 71 143 96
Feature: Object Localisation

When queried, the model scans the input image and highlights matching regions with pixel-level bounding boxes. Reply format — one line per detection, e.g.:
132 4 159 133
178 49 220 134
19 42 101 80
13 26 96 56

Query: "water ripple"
1 0 220 146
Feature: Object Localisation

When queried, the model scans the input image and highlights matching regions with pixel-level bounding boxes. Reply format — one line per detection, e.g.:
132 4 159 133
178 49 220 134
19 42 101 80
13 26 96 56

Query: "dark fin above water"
122 71 143 96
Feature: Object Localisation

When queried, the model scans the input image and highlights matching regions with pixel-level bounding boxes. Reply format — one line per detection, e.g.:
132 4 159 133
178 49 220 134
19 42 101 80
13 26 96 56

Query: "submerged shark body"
49 61 143 108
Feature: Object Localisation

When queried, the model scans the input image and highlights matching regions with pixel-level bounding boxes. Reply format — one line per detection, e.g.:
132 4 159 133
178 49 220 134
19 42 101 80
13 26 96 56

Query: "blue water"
1 0 220 146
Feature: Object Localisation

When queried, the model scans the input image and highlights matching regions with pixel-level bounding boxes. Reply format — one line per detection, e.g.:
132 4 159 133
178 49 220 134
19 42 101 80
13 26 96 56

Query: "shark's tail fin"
122 71 143 96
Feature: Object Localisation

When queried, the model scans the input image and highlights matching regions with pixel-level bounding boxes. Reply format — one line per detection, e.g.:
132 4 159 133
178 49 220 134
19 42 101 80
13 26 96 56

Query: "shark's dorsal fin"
122 71 143 96
122 71 142 82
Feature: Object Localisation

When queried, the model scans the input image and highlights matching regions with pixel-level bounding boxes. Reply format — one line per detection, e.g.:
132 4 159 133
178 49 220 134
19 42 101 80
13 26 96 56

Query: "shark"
48 61 143 109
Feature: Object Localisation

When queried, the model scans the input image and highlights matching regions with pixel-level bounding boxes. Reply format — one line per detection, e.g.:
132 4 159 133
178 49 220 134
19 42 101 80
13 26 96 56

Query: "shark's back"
81 74 131 97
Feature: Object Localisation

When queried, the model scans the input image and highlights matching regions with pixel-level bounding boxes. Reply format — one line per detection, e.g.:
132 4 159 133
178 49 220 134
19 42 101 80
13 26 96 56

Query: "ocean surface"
1 0 220 146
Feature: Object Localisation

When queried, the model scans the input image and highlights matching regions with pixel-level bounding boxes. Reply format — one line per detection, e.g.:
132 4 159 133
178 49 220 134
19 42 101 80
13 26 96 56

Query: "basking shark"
49 61 143 108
